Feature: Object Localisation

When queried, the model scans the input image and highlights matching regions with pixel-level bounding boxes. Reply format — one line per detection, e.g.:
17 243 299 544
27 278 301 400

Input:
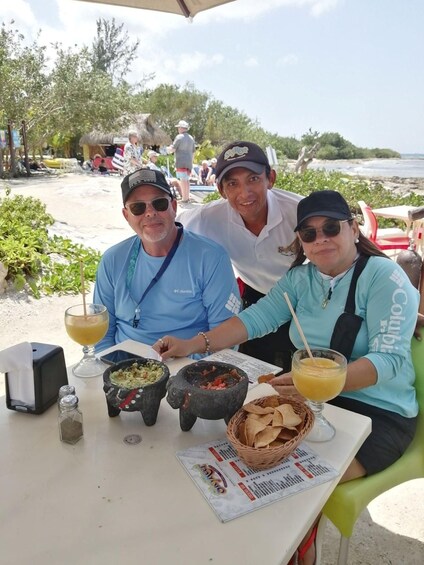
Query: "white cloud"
135 50 224 87
210 54 225 65
310 0 340 17
276 54 299 67
1 1 335 92
244 57 259 67
200 0 341 22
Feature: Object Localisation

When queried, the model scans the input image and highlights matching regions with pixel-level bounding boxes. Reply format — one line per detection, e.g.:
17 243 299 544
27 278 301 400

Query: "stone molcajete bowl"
166 361 249 431
103 358 170 426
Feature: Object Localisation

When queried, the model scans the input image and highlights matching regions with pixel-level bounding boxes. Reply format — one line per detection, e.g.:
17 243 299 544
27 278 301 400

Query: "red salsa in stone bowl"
166 361 249 431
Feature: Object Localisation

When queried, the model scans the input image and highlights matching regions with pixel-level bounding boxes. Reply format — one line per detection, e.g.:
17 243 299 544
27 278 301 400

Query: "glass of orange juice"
291 348 347 442
65 304 109 378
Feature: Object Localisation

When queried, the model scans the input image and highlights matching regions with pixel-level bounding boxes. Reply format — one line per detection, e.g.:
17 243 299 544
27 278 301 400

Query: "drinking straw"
283 292 315 363
79 261 87 318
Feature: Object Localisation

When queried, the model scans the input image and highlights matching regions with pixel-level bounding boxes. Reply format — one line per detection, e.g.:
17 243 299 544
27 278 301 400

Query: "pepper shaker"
59 395 83 444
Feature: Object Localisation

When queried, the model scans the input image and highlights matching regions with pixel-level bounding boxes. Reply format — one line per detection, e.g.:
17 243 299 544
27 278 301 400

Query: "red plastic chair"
358 201 410 252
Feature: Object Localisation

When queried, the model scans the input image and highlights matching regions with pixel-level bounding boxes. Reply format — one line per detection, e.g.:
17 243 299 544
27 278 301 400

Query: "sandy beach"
0 171 423 563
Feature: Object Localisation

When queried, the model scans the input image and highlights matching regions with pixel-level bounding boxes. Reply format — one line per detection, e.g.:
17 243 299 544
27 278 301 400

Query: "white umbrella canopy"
74 0 235 19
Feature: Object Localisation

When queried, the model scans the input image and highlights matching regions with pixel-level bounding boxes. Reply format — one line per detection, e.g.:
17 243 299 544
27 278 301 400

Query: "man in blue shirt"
94 168 241 354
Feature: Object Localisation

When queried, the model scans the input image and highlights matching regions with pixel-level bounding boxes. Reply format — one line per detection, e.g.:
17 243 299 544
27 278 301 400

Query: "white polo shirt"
178 189 302 294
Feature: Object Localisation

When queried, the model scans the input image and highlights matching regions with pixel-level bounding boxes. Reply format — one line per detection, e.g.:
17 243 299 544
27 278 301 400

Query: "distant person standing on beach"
167 120 195 203
123 130 143 176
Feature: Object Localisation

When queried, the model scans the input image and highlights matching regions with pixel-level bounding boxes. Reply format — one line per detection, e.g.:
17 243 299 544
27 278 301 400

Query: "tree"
138 83 209 142
90 18 140 83
203 99 256 149
0 20 400 166
0 22 138 158
0 22 49 134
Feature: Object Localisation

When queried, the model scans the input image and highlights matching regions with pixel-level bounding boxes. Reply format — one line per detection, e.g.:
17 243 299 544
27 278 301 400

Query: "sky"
2 0 424 154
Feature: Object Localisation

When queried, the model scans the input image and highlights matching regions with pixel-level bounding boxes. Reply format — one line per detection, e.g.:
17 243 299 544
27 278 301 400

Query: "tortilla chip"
254 426 282 448
257 373 275 384
262 396 280 408
276 403 302 428
249 412 274 426
272 410 285 427
244 403 275 415
295 411 306 431
278 427 298 441
245 418 268 447
238 421 248 445
269 439 286 447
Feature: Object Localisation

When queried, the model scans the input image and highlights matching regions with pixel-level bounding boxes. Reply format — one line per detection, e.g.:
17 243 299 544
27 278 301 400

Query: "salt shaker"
58 385 76 410
59 395 83 444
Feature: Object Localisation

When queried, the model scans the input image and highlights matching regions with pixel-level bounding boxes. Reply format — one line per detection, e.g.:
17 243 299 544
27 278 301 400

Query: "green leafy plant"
274 170 423 227
0 193 100 297
203 191 221 203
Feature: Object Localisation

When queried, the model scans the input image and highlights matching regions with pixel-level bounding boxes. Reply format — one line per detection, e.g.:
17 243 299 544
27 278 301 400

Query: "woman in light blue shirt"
157 191 419 477
156 190 419 565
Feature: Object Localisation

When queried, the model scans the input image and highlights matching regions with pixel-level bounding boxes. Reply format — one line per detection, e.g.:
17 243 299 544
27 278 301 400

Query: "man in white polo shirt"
178 140 302 370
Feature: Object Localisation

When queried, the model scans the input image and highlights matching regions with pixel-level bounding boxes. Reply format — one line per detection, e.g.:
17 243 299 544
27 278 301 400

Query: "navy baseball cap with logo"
295 190 352 231
215 141 270 184
121 168 173 204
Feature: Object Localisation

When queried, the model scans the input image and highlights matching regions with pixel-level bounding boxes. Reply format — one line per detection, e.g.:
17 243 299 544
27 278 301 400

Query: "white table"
0 340 371 565
372 205 423 249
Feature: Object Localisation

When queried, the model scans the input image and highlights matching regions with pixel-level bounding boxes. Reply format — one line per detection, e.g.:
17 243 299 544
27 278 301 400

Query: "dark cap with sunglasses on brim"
121 169 173 204
294 190 352 231
215 141 270 184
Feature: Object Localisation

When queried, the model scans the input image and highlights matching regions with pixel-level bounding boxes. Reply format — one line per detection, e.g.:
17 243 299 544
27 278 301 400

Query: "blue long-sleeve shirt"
94 230 241 354
238 256 419 417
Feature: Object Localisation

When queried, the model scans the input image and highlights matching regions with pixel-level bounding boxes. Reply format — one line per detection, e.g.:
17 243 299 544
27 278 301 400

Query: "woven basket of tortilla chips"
226 395 314 470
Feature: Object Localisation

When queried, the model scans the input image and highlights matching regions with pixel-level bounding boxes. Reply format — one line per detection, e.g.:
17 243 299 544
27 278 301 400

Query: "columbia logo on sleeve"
226 293 241 314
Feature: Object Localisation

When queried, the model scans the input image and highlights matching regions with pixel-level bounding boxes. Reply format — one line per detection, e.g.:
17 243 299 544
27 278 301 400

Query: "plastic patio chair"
358 201 410 252
321 337 424 564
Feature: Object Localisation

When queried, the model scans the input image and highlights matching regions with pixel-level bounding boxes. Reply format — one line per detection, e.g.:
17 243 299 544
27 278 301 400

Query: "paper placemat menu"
177 439 338 522
204 349 282 384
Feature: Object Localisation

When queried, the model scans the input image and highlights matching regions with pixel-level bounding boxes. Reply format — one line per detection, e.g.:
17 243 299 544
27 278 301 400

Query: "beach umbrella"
74 0 235 19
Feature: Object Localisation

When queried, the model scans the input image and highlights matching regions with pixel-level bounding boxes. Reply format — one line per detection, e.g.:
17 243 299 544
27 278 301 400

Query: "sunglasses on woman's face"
126 197 171 216
298 219 350 243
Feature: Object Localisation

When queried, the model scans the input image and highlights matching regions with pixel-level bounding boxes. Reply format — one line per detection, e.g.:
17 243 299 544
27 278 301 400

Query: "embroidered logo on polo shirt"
173 289 192 294
278 239 297 256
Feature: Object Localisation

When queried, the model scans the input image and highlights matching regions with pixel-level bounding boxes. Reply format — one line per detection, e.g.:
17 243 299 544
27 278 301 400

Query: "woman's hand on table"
153 335 194 360
268 372 299 397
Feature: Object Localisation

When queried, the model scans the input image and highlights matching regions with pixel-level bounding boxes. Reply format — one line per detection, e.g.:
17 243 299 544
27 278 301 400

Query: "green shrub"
275 170 423 228
0 193 101 298
202 191 221 203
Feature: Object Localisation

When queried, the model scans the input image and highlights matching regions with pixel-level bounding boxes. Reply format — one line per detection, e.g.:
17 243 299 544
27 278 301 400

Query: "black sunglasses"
126 197 170 216
298 219 351 243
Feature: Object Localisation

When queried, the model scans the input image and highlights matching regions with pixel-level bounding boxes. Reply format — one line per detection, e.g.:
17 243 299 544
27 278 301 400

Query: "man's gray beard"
141 226 168 244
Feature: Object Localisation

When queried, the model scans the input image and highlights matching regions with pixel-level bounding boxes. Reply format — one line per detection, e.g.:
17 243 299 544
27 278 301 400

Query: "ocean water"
310 155 424 178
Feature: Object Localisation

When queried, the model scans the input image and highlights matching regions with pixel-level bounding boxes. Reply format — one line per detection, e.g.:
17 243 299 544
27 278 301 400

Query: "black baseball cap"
121 169 173 204
215 141 270 183
295 190 352 231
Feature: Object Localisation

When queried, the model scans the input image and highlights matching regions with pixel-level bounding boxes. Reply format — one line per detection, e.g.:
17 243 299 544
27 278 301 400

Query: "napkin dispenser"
5 342 68 414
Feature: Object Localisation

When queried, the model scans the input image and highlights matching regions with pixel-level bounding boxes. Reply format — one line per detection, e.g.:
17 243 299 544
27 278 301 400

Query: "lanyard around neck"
127 223 183 328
